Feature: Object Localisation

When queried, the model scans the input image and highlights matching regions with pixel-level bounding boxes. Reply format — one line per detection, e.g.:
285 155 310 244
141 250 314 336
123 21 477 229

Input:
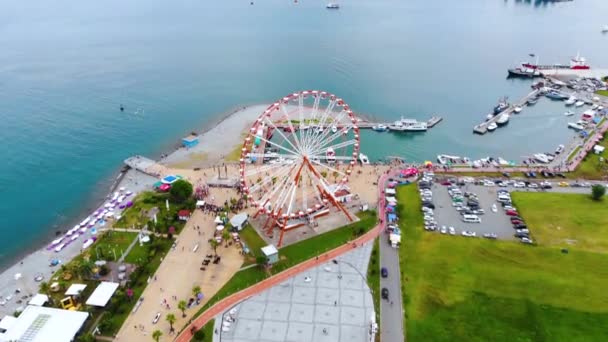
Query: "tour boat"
326 3 340 9
533 153 550 164
507 67 540 78
575 100 585 107
496 113 510 126
326 147 336 163
372 124 388 132
487 122 498 132
359 153 370 165
493 97 509 114
513 106 522 114
564 111 574 116
565 96 576 106
388 117 428 132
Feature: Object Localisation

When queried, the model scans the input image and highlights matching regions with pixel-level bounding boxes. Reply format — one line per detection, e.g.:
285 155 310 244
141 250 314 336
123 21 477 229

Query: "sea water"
1 0 607 268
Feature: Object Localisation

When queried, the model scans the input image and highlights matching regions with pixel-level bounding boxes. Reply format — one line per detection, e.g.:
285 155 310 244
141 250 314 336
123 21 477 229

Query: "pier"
473 90 540 135
274 115 443 130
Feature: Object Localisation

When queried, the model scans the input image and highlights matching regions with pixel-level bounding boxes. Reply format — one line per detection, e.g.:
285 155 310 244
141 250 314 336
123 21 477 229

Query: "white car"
153 312 161 324
449 227 456 235
440 226 447 234
461 230 476 237
521 237 533 244
513 182 526 188
528 183 539 189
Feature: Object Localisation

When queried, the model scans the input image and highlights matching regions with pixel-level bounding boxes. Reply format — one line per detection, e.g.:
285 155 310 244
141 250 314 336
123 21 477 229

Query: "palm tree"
178 300 187 318
165 313 176 333
221 230 231 247
39 281 54 306
192 285 201 298
152 329 162 342
209 239 220 256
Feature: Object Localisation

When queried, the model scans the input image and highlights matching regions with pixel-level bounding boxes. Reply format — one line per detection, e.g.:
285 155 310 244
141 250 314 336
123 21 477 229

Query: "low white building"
230 213 249 231
261 244 279 265
593 145 605 155
0 306 88 342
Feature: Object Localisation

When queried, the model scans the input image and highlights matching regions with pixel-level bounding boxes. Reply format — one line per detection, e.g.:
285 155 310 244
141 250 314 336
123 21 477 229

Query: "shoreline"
0 103 268 316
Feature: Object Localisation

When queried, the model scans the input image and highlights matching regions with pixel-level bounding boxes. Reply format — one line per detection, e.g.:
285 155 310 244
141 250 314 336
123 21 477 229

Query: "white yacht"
389 117 428 132
575 100 585 107
565 96 577 106
496 113 510 126
533 153 550 164
513 106 522 113
564 111 575 116
602 25 608 33
359 153 370 165
326 3 340 9
568 122 585 131
372 124 388 132
487 122 498 131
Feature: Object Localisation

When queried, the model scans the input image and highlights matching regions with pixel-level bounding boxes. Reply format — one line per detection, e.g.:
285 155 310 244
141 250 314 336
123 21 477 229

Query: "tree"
76 333 96 342
320 171 328 179
591 184 606 200
209 239 220 256
332 171 339 182
178 300 187 318
192 285 201 297
166 313 176 332
192 329 206 341
222 230 231 247
170 179 193 203
152 329 163 342
39 281 54 306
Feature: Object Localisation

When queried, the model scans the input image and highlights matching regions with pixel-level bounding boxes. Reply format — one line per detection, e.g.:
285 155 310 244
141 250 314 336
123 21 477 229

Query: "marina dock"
473 90 540 135
274 115 443 130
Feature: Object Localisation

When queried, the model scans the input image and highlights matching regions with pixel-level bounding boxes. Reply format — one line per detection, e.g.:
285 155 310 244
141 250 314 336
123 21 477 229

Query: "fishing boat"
326 3 340 9
575 100 585 107
533 153 550 164
507 67 540 78
565 96 577 106
487 122 498 131
570 53 590 70
564 111 574 116
493 97 510 114
326 147 336 163
359 153 370 165
602 25 608 33
527 97 538 106
555 144 565 155
496 113 510 126
372 124 388 132
513 106 522 114
568 122 585 131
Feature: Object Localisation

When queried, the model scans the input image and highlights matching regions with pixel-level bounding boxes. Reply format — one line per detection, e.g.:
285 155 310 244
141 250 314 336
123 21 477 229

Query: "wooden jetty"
473 90 540 135
274 115 443 130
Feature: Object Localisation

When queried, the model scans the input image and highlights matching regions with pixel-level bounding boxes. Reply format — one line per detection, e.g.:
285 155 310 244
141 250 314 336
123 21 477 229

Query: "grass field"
567 138 608 180
239 224 267 265
511 192 608 253
397 184 608 342
367 238 381 340
595 90 608 97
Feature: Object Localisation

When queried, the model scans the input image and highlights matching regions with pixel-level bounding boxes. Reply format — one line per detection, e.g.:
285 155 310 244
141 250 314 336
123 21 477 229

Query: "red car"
506 210 519 216
511 219 523 225
440 181 452 186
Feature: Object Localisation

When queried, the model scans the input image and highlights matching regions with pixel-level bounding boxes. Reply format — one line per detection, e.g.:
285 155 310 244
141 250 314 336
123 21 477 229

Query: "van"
462 214 481 223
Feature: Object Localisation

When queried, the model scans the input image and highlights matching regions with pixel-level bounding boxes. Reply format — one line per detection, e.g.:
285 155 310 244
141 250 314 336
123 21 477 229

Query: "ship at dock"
388 117 428 132
514 52 591 71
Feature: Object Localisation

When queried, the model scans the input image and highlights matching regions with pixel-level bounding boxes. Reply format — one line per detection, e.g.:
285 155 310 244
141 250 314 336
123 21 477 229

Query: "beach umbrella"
216 225 224 231
126 201 133 207
169 226 176 234
197 293 203 300
14 273 22 281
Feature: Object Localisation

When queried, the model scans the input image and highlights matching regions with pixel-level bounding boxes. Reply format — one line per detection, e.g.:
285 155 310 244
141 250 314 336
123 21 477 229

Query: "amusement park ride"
239 91 361 246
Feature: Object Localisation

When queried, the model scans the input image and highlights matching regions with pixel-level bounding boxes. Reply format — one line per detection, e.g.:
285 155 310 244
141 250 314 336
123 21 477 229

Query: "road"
379 235 405 342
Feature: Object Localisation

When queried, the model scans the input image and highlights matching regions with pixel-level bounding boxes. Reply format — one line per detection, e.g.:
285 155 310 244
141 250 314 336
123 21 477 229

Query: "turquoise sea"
1 0 607 267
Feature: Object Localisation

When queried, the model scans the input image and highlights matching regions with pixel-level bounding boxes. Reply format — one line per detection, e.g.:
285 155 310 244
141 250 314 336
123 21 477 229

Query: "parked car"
449 227 456 235
513 182 526 188
516 229 530 234
558 181 570 187
506 209 519 216
381 267 388 278
461 230 477 237
483 233 498 239
381 288 389 300
153 312 161 324
521 237 534 244
514 224 528 229
515 232 530 238
511 219 523 225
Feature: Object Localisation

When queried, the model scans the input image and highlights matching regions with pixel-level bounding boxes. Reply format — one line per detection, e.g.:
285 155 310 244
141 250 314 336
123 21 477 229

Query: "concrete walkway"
175 171 391 342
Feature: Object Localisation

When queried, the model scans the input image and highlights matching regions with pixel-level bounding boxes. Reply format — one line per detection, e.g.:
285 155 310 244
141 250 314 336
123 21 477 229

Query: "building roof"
65 283 87 296
230 213 248 227
27 294 48 307
85 282 119 307
0 306 88 342
0 316 17 332
261 244 278 256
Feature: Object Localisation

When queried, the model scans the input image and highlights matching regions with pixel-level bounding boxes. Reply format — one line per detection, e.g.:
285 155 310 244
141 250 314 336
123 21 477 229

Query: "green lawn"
239 224 267 265
568 137 608 180
91 231 138 262
367 238 381 338
397 184 608 342
511 192 608 253
595 90 608 97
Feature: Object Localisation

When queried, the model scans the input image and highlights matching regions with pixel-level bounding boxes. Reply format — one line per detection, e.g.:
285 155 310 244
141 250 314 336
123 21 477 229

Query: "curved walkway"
175 171 394 342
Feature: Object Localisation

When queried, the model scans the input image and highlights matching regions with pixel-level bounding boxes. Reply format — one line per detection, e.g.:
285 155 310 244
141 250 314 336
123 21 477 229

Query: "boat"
507 67 540 78
496 113 510 126
493 97 510 115
555 144 565 155
545 153 555 162
326 3 340 9
527 97 538 106
359 153 370 165
603 25 608 33
326 147 336 163
545 90 568 100
591 104 599 110
437 154 463 165
513 106 522 114
575 100 585 107
564 111 574 116
533 153 550 164
372 124 388 132
388 117 428 132
565 96 577 106
568 122 585 131
487 122 498 131
570 53 590 70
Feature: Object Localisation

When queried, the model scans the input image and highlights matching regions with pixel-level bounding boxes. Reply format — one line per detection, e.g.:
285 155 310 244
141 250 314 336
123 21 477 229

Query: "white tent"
196 200 206 208
86 282 119 307
385 188 396 195
594 145 605 154
28 294 48 306
65 283 87 296
214 216 223 224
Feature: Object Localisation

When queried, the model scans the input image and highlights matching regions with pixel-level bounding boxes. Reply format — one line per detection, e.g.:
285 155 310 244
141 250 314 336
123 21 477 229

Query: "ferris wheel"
239 90 360 246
